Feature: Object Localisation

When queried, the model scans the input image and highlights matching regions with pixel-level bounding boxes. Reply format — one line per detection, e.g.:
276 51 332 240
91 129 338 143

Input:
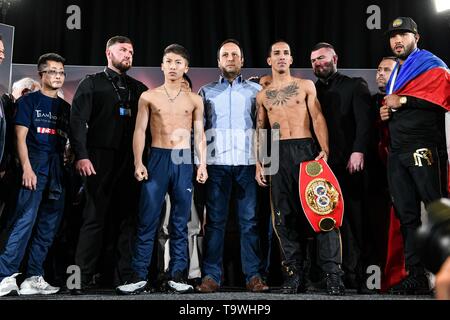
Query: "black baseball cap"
385 17 418 36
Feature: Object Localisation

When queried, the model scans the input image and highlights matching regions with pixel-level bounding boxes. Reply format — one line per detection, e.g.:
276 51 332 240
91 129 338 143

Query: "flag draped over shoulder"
387 48 450 110
383 49 450 290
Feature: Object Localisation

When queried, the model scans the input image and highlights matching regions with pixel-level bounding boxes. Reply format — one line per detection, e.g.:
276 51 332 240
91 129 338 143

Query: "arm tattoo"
256 103 265 130
265 81 299 106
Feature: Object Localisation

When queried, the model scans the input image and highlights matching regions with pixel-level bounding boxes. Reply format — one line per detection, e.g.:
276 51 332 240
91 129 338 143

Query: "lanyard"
104 69 131 104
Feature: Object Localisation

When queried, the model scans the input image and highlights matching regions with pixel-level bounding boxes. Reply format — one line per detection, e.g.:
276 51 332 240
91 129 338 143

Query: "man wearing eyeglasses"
0 53 69 297
70 36 148 294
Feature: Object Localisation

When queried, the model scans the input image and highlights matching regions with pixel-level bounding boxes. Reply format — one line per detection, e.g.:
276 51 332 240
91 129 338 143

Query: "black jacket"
315 72 373 167
388 96 446 153
70 68 147 160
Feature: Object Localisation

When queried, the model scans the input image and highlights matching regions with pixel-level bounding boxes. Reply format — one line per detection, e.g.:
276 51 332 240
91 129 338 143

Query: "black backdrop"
2 0 449 68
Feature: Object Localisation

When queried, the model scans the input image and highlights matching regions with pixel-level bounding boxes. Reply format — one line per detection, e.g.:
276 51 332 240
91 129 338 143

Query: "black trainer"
69 279 99 295
389 273 430 295
326 273 345 296
279 265 306 294
156 272 170 293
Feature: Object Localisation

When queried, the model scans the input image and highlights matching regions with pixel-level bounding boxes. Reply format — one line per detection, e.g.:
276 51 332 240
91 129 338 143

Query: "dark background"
2 0 449 68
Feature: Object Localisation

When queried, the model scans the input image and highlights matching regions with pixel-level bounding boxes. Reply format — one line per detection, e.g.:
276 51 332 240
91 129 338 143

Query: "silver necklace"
163 85 182 103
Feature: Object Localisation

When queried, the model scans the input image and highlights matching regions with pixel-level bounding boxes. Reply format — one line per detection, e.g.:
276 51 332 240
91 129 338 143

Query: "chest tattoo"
265 82 299 106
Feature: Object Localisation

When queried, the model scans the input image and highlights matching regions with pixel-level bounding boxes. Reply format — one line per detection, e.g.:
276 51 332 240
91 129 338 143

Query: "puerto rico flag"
387 48 450 110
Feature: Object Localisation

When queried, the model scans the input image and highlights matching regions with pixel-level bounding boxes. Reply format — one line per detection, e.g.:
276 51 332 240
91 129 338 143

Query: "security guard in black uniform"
70 36 147 293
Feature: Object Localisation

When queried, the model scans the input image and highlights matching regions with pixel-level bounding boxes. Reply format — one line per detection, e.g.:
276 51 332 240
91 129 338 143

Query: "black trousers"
75 148 140 286
270 139 342 274
330 164 367 282
387 147 448 269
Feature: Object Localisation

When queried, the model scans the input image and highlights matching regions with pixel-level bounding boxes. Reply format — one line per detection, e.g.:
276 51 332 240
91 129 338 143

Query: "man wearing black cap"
380 17 450 295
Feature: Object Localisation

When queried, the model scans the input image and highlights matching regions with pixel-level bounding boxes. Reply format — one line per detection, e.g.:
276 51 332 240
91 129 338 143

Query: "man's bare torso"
259 78 312 140
144 86 195 149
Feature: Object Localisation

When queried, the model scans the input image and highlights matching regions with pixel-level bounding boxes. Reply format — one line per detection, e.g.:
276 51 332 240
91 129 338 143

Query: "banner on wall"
9 64 450 162
0 23 14 93
11 64 379 104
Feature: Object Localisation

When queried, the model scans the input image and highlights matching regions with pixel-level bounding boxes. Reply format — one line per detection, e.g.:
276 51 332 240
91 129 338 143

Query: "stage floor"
0 288 434 300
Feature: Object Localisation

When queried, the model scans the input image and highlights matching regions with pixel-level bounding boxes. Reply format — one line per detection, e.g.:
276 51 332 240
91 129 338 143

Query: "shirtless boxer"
255 41 345 295
116 44 207 295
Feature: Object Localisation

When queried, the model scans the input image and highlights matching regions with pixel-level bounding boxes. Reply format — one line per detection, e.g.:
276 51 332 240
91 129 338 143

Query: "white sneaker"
0 273 20 297
20 276 59 295
116 280 147 295
167 280 194 294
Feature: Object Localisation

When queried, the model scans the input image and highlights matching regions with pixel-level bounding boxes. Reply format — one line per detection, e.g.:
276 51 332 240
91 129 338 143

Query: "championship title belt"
299 159 344 233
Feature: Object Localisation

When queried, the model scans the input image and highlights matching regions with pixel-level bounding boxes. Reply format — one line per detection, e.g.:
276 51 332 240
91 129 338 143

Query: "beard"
376 77 387 90
378 85 387 93
111 56 131 73
313 60 335 79
221 66 241 80
392 42 415 60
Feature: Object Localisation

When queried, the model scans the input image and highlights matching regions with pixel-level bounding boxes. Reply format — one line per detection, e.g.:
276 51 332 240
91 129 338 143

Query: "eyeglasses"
41 70 66 77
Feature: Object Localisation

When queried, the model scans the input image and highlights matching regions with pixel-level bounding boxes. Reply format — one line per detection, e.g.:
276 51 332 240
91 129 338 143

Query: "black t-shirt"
388 96 446 153
15 91 70 155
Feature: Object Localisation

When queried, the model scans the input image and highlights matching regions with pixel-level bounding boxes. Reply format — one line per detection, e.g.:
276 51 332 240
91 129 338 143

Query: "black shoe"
70 288 85 295
357 284 379 295
69 280 98 295
326 273 345 296
156 272 170 293
187 277 202 287
389 273 430 295
279 265 306 294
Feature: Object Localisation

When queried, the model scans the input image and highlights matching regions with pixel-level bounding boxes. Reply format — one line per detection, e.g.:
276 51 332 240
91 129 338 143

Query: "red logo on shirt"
37 127 57 135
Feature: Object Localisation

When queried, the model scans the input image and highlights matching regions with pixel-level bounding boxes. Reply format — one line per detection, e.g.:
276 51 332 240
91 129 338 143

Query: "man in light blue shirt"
196 39 268 293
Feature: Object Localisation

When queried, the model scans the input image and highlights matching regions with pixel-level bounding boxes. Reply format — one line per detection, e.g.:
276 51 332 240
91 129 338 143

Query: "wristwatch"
399 96 408 105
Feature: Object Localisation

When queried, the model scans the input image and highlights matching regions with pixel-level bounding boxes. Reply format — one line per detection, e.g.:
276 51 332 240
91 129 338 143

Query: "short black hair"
217 38 244 60
106 36 133 49
163 43 190 65
0 34 3 41
37 53 65 72
267 39 290 57
311 42 335 53
381 56 397 62
182 73 193 89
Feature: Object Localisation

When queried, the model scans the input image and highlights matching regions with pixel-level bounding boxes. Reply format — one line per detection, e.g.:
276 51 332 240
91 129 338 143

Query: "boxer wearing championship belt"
299 159 344 233
255 41 345 295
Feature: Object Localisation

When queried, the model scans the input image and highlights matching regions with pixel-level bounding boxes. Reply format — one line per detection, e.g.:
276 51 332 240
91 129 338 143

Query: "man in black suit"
310 42 372 293
70 36 148 293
